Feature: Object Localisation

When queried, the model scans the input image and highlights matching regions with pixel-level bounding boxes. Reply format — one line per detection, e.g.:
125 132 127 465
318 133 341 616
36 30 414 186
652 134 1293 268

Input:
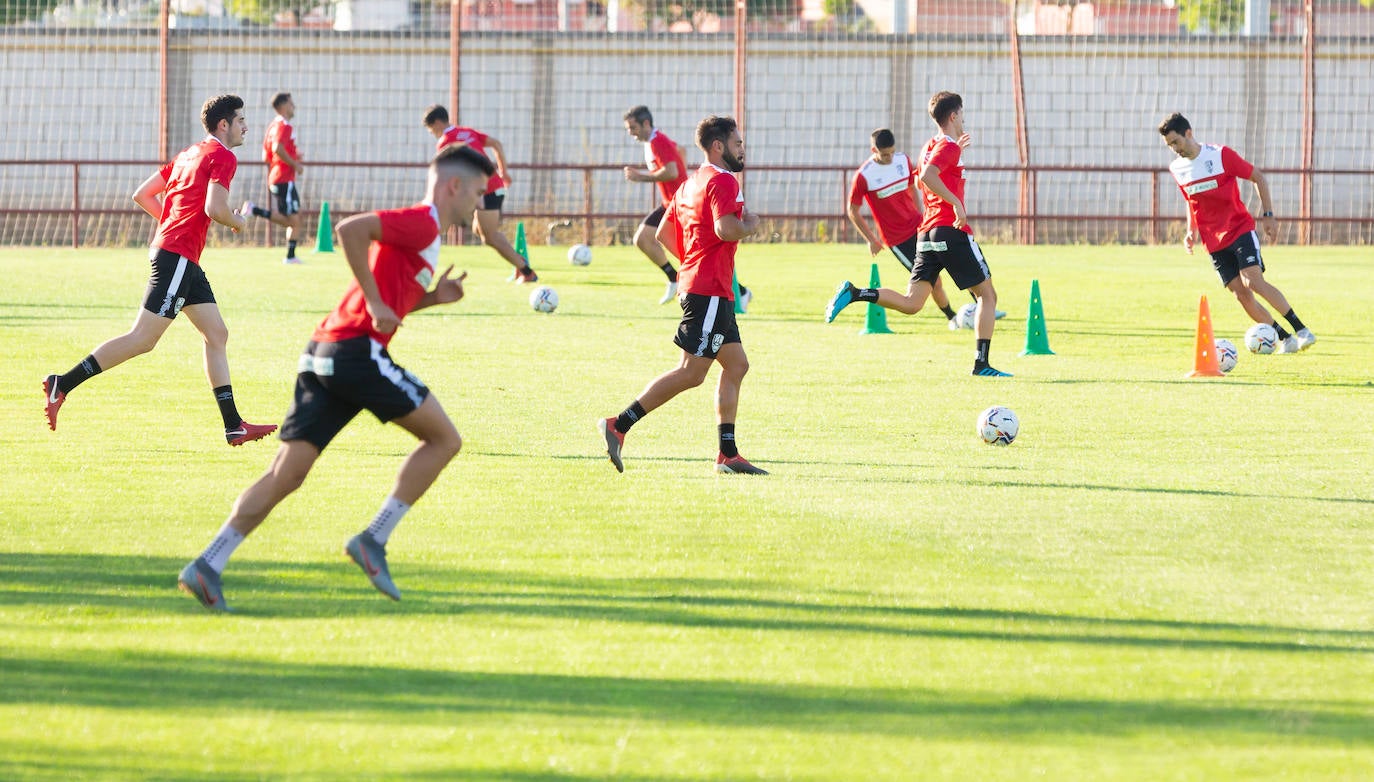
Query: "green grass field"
1 241 1371 781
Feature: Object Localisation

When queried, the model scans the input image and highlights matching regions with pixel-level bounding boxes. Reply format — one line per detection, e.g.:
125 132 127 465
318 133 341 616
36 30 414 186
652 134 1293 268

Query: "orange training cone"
1187 295 1225 378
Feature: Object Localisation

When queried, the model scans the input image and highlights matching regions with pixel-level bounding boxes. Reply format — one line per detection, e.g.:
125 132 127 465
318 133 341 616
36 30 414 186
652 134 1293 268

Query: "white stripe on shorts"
369 339 425 407
156 253 189 317
890 243 914 271
969 237 991 281
695 296 721 356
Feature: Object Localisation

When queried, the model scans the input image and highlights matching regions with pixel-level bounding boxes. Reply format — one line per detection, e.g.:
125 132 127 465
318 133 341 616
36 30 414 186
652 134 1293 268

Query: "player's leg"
182 290 277 445
713 340 766 475
280 183 303 263
637 207 678 303
384 395 463 506
473 195 536 280
948 234 1010 377
1226 274 1277 325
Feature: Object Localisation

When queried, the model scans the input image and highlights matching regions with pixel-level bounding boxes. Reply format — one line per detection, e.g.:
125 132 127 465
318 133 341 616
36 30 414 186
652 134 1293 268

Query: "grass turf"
1 242 1371 780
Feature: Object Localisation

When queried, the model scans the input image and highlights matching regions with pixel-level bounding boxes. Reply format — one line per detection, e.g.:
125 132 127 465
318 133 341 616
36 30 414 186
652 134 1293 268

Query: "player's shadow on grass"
966 477 1374 506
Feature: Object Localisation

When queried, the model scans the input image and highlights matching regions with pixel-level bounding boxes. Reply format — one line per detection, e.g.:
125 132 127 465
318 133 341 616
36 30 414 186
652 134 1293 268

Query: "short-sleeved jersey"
151 137 238 264
437 125 504 195
667 164 744 299
645 128 689 207
312 204 441 347
849 152 920 246
263 116 299 184
1169 143 1257 254
917 134 972 236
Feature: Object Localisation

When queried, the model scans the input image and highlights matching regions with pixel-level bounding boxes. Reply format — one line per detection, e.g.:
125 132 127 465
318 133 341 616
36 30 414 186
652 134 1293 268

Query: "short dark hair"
1158 112 1191 137
928 91 962 127
871 128 895 149
624 105 653 125
271 92 292 111
422 104 450 127
434 143 496 178
695 115 737 154
201 94 244 134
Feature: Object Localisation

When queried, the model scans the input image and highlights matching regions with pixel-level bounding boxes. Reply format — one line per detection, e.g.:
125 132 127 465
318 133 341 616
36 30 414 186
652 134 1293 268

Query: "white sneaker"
1294 327 1316 351
738 288 752 313
240 200 257 219
1276 335 1301 354
947 316 961 331
282 256 303 265
659 281 678 305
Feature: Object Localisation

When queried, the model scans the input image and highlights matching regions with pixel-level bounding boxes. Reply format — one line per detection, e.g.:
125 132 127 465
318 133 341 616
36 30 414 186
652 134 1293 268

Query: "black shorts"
1209 231 1264 286
279 337 431 451
673 293 741 359
641 205 667 228
142 247 215 319
269 181 301 216
911 226 990 291
888 233 920 272
480 191 505 212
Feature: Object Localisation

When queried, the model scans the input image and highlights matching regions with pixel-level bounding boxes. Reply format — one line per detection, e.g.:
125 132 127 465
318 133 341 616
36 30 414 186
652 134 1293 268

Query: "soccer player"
599 115 767 476
42 94 279 445
421 104 537 283
1158 112 1315 353
177 144 496 611
826 92 1011 377
622 105 688 304
242 92 305 264
848 127 959 329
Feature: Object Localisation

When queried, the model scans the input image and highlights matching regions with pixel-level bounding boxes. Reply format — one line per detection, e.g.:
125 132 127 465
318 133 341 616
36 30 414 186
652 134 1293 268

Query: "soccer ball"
956 302 978 329
1214 338 1239 373
1244 323 1277 354
976 406 1019 446
568 243 592 266
528 286 558 313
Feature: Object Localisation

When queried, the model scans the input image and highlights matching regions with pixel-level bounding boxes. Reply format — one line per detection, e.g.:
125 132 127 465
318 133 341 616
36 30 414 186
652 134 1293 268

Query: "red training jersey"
645 128 688 208
151 136 238 264
1168 143 1257 254
313 204 442 347
263 116 299 184
437 125 504 196
849 152 920 246
667 164 744 299
917 134 972 236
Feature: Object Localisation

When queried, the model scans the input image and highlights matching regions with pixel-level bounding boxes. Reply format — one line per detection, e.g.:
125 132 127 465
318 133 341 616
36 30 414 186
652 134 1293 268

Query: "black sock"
57 355 102 394
975 339 991 366
719 423 738 458
615 401 646 434
1282 309 1306 333
214 385 243 430
286 239 297 259
252 206 271 218
661 264 678 283
856 288 879 303
1272 323 1291 341
941 305 957 319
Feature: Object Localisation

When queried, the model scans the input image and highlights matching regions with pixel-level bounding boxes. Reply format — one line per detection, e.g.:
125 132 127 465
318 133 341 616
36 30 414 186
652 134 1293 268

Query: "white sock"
365 496 411 545
201 521 245 573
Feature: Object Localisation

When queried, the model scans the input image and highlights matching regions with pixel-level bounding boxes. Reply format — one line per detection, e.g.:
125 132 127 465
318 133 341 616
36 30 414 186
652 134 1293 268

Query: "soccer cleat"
947 316 962 331
1294 328 1317 351
995 309 1007 320
738 287 753 314
514 267 539 284
599 417 625 473
42 374 66 431
282 256 303 265
1276 335 1301 354
971 365 1013 377
239 200 259 220
226 420 278 446
178 557 230 612
345 533 401 600
716 454 769 475
824 281 857 323
659 281 678 305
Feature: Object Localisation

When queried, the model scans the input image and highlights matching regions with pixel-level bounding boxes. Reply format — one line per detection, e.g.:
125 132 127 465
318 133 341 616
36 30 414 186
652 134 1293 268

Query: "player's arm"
846 201 883 256
485 136 512 186
414 265 467 312
131 172 167 220
1247 167 1278 243
918 162 967 229
272 142 304 173
335 212 400 334
655 207 682 261
715 209 760 242
205 183 247 233
628 160 679 183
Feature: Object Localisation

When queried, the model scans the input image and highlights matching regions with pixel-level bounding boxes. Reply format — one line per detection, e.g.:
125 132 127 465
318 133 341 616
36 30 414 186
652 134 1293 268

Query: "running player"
622 105 687 304
42 94 279 444
599 115 767 475
1158 112 1315 353
177 144 496 611
826 92 1011 377
422 104 537 283
243 92 305 264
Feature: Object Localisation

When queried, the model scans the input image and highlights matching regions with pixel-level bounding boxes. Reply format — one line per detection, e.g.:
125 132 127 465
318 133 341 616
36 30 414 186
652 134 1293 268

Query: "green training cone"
732 272 745 314
314 201 334 253
514 221 529 264
1021 278 1054 355
859 262 894 334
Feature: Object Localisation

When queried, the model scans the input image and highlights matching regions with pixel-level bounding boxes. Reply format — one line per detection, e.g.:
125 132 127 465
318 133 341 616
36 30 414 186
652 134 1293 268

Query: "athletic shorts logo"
711 333 725 353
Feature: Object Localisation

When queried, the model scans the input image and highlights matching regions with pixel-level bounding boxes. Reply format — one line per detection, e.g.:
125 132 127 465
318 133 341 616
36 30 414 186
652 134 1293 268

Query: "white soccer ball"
1215 338 1239 373
956 302 979 329
528 286 558 313
568 243 592 266
1244 323 1277 354
976 406 1019 446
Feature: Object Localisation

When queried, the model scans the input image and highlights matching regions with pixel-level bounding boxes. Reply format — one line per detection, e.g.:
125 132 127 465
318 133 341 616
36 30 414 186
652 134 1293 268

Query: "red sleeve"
848 170 866 205
1220 146 1254 180
378 207 439 253
707 173 741 220
208 148 236 187
650 134 674 169
158 160 174 181
926 139 959 173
